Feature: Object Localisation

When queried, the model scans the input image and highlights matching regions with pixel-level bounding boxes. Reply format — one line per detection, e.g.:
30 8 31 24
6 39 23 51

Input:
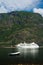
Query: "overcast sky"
0 0 43 16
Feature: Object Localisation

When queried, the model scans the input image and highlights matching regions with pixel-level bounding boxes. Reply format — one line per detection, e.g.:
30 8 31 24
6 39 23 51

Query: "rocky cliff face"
0 11 43 46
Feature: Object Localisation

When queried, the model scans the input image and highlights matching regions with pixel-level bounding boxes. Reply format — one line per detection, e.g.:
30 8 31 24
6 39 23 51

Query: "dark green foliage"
0 11 43 46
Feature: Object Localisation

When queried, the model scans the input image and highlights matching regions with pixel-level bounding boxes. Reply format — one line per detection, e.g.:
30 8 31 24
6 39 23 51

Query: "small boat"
8 52 20 56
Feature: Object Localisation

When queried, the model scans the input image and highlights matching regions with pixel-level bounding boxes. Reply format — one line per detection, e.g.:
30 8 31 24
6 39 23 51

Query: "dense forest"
0 11 43 46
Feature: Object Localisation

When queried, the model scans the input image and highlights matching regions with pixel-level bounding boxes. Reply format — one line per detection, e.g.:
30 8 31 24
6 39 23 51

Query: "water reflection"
17 48 39 58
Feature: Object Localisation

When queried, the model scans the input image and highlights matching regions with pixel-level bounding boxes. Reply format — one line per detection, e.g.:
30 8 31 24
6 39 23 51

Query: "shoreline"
0 46 16 48
4 47 16 48
0 46 43 48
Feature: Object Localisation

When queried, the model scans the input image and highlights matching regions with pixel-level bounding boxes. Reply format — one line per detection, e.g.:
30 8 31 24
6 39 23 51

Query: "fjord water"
0 48 43 64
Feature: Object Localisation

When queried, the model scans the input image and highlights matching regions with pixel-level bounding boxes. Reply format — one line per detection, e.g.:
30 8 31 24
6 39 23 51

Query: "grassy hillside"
0 11 43 46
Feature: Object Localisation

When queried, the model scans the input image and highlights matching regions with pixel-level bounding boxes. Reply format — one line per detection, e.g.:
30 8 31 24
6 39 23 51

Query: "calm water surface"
0 48 43 64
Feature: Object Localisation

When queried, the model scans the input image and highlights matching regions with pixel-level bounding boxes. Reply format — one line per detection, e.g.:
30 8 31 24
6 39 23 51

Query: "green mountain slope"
0 11 43 46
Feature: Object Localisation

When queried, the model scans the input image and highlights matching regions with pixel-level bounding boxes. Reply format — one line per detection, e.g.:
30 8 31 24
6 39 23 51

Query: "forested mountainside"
0 11 43 46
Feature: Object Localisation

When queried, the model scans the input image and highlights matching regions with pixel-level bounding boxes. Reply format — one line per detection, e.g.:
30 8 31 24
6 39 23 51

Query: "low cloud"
33 8 43 17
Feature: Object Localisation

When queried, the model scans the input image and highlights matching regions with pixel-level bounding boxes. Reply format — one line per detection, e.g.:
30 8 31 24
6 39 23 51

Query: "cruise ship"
16 42 39 48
